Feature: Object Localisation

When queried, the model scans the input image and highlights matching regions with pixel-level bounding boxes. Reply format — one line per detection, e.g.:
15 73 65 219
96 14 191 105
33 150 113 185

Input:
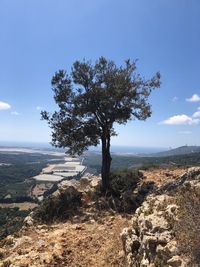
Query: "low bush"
95 170 154 213
0 207 29 240
110 169 142 197
33 187 82 223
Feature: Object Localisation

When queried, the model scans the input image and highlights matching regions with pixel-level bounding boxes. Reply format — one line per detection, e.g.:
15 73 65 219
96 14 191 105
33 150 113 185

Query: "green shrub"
33 187 82 223
110 169 142 197
94 170 154 213
0 208 29 240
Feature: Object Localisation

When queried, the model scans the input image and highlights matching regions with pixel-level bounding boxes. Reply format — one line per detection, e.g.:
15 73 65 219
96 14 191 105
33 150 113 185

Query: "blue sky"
0 0 200 148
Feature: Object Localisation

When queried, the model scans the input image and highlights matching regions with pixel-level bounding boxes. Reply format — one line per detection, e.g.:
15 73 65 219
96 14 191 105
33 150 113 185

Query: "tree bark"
101 131 112 193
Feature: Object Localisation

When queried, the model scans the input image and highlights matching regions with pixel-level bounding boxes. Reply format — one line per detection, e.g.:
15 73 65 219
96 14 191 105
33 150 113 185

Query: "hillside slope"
0 214 128 267
0 176 131 267
1 166 199 267
151 145 200 157
122 167 200 266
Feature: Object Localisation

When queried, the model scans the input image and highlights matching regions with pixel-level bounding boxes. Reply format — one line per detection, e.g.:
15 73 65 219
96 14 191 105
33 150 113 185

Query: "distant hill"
151 146 200 157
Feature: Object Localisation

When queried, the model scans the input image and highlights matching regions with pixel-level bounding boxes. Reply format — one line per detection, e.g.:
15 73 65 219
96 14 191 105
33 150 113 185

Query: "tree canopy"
42 57 160 191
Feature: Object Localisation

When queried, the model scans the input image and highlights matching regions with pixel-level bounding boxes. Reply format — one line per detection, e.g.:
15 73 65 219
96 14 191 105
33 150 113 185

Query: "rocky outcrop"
57 175 101 192
121 167 200 267
30 176 102 225
121 194 182 266
157 167 200 195
57 175 101 207
2 167 200 267
0 175 130 267
23 212 34 227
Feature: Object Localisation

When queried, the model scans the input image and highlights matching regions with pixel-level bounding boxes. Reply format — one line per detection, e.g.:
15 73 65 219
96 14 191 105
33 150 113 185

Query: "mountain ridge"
150 145 200 157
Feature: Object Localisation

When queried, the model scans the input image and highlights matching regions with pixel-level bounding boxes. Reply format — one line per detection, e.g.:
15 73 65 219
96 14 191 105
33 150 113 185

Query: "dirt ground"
142 167 187 187
0 214 130 267
0 167 189 267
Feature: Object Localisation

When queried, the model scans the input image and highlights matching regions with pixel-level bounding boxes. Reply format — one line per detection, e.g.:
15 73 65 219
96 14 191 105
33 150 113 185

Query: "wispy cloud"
160 114 200 125
179 130 192 135
11 111 20 116
172 96 178 102
186 94 200 102
0 101 11 110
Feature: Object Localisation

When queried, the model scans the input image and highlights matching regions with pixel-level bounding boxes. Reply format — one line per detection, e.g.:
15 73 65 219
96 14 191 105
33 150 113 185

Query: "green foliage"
95 170 154 213
42 57 160 155
0 152 63 165
33 188 82 223
0 152 64 200
110 169 142 197
85 151 200 173
42 57 160 191
0 207 29 240
109 170 142 212
0 152 64 240
0 164 42 200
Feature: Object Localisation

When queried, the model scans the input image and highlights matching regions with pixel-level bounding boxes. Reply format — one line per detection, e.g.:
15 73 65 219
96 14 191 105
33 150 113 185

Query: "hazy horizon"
0 140 197 154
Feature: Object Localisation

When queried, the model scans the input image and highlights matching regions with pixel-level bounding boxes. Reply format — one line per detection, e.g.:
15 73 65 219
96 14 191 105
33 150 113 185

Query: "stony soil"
142 167 187 187
122 167 200 267
0 213 130 267
0 167 191 267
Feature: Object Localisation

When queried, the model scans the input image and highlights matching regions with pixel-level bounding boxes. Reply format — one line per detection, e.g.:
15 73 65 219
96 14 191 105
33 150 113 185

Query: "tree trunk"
101 132 112 193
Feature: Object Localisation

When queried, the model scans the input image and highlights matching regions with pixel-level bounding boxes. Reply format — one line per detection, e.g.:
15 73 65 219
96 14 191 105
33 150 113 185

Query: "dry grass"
174 183 200 265
0 202 38 211
142 167 187 187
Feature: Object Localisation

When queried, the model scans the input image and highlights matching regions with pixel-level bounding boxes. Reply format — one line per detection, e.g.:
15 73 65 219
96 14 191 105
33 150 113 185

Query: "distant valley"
0 144 200 239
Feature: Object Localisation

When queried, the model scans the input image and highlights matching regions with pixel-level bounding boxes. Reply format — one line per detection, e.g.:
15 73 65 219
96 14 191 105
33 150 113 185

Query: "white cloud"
186 94 200 102
192 110 200 118
160 114 200 125
0 101 11 110
11 111 20 116
179 131 192 135
172 96 178 102
36 106 43 111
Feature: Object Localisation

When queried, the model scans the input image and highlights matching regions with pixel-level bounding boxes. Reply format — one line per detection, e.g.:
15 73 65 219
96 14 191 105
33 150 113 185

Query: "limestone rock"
167 255 183 267
121 194 180 266
58 179 79 192
121 168 200 266
24 214 34 227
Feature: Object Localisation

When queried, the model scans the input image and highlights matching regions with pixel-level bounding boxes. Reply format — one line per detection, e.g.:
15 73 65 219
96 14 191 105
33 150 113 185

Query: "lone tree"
41 57 160 192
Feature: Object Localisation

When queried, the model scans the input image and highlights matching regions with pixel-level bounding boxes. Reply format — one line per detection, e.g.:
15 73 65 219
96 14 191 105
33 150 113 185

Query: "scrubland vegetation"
1 147 200 266
174 184 200 265
0 207 29 240
33 188 82 223
85 151 200 173
0 152 64 240
34 169 153 224
0 152 64 200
